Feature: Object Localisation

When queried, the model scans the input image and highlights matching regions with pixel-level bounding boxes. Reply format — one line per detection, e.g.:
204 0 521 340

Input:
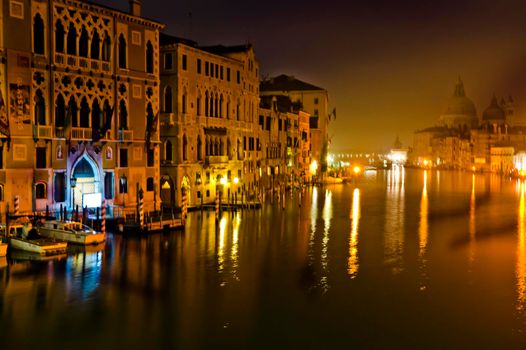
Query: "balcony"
71 127 92 140
33 125 52 140
54 53 111 72
161 113 176 127
118 129 134 142
206 155 228 164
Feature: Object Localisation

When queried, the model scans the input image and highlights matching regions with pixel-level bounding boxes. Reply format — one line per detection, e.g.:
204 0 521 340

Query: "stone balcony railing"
118 129 134 142
55 53 111 73
206 155 229 164
33 125 52 140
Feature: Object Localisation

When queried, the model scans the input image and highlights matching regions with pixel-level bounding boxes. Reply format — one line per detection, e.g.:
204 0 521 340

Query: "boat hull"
39 228 106 245
9 237 67 255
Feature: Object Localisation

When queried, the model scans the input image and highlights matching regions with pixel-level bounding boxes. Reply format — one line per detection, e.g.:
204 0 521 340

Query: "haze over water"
2 168 526 349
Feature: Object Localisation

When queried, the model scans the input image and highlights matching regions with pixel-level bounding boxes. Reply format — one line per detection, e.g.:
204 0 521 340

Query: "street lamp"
70 175 77 210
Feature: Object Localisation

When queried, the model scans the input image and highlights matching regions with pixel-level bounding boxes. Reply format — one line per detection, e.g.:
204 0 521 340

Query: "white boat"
1 223 67 255
37 220 106 245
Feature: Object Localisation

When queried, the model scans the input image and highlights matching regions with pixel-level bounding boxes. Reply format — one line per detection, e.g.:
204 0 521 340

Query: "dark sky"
97 0 526 152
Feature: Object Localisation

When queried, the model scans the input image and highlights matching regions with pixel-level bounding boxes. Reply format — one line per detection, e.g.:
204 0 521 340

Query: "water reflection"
384 165 405 273
320 190 332 293
516 181 526 324
65 250 103 301
348 188 361 278
231 212 241 280
218 216 228 272
418 170 428 290
469 174 477 269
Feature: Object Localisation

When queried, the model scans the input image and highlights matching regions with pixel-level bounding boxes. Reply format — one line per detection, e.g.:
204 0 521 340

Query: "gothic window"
79 26 89 57
227 138 232 160
237 101 240 121
146 103 154 131
34 89 45 125
205 91 209 117
68 96 78 127
67 22 77 55
80 97 90 128
55 94 65 128
55 21 65 53
164 86 172 113
92 99 102 129
103 100 112 130
182 92 187 114
226 100 230 119
119 99 128 129
182 134 188 161
197 95 201 116
33 14 44 54
118 33 127 69
165 140 173 162
219 95 224 118
91 30 100 60
35 183 47 199
220 139 224 156
214 94 219 117
197 135 202 160
102 32 111 61
146 40 154 73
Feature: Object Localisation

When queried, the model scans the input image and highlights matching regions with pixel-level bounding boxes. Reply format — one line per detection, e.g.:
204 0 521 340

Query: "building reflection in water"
348 187 361 278
384 165 405 274
65 249 104 301
308 187 319 267
516 181 526 324
418 170 428 289
320 190 332 293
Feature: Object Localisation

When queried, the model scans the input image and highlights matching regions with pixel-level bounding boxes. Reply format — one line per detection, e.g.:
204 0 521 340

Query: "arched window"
102 32 111 61
34 90 46 125
182 134 188 161
196 95 201 116
55 21 65 53
227 138 232 160
210 93 214 117
68 96 78 127
146 103 154 131
35 183 47 199
119 99 128 129
197 135 202 160
164 86 172 113
67 23 77 55
165 140 173 162
80 97 90 128
79 26 89 57
33 14 45 54
55 94 66 128
91 30 100 60
146 40 154 73
219 138 224 156
205 91 209 117
219 94 224 118
118 33 127 69
103 100 112 131
226 100 230 119
92 99 102 129
236 101 240 121
214 94 219 117
214 138 219 156
182 92 187 114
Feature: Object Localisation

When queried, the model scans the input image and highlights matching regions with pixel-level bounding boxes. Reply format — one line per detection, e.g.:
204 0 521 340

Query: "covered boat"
3 224 67 255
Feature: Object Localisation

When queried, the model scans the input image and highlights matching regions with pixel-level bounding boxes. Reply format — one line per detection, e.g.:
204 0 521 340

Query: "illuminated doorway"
72 156 101 209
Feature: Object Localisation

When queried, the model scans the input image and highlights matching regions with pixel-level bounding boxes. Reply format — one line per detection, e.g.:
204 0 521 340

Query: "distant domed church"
439 78 478 131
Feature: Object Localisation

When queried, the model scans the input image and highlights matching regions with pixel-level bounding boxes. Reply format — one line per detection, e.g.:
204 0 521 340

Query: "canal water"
2 168 526 349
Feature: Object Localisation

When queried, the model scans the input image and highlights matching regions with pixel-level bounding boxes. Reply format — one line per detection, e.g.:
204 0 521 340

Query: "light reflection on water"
3 169 526 348
384 165 405 274
348 187 361 278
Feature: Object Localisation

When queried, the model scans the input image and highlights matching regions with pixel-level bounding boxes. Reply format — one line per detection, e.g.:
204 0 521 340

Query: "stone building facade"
0 0 163 214
159 34 260 207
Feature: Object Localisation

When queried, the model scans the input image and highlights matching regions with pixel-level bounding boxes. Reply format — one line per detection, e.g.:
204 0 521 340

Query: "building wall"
0 0 163 214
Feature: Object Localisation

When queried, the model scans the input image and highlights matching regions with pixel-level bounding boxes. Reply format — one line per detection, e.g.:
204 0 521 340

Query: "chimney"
129 0 141 17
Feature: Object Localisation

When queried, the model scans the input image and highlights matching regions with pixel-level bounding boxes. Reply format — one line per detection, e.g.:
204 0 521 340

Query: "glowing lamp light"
233 177 239 184
220 177 227 185
423 159 429 167
310 160 318 175
353 166 362 175
471 166 476 172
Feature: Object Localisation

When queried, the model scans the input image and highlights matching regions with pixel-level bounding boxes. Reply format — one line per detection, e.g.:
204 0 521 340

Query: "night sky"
97 0 526 152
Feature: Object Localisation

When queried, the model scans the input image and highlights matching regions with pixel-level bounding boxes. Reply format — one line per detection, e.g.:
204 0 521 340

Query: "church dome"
443 79 477 117
482 95 506 122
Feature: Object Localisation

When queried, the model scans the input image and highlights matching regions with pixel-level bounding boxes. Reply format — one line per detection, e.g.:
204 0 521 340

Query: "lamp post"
70 175 77 211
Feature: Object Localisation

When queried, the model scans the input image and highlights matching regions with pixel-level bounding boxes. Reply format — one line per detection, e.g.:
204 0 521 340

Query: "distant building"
260 75 330 179
0 0 163 214
159 34 260 207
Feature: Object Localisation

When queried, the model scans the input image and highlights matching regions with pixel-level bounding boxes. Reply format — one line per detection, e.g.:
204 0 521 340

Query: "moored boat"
1 223 67 255
37 220 106 245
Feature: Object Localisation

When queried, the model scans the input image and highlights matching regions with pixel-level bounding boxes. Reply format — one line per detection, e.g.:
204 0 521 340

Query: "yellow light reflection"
469 174 476 268
384 165 405 274
218 217 227 272
419 170 428 257
516 181 526 318
231 212 240 278
348 188 361 278
320 190 332 293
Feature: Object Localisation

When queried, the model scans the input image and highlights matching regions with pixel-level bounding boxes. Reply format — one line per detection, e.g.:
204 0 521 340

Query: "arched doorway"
181 176 191 206
72 156 101 209
160 176 174 208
